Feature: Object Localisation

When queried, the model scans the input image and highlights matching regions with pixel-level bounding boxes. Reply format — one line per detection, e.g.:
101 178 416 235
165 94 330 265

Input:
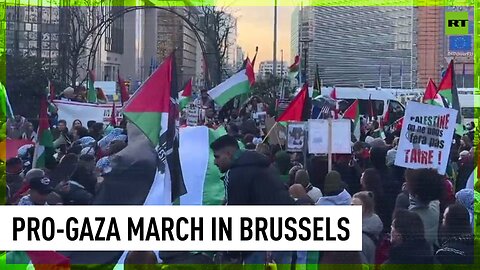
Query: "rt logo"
445 12 469 35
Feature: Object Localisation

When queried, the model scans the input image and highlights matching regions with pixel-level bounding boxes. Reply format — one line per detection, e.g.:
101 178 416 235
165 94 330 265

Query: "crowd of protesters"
3 89 479 269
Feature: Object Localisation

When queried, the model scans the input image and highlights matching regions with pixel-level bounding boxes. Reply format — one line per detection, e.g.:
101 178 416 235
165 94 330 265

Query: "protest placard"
394 102 458 175
287 122 306 152
186 104 200 126
54 100 123 127
308 119 351 154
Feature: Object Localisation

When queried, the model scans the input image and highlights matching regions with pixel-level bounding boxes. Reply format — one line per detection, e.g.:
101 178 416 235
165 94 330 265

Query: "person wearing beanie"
295 169 322 202
316 170 351 205
274 151 291 184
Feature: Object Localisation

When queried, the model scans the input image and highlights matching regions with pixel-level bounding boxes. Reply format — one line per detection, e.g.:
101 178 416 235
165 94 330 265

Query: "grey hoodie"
316 189 352 205
361 214 383 264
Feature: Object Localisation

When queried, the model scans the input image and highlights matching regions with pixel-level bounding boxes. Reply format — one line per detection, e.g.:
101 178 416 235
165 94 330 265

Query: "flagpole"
400 61 403 90
389 65 392 89
327 117 333 172
262 122 279 143
379 65 382 88
273 0 278 79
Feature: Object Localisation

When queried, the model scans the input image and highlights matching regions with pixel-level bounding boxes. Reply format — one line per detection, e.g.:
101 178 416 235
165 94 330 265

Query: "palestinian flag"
110 102 117 126
66 54 187 265
123 52 186 202
178 126 226 205
97 88 108 104
32 96 54 169
343 99 360 141
208 58 255 107
1 82 13 119
179 78 193 110
87 69 97 103
277 83 311 122
422 78 444 107
118 71 130 105
438 60 462 127
288 55 300 79
330 87 339 119
0 251 69 270
47 79 55 102
45 80 58 115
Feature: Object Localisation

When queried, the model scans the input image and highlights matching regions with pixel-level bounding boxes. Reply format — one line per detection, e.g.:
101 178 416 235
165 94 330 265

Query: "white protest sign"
186 104 200 126
54 100 123 127
94 81 116 96
394 102 458 175
308 119 351 154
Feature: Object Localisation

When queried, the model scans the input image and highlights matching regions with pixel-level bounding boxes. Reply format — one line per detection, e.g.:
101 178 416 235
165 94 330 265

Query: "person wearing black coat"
210 135 294 267
210 135 294 206
383 210 436 268
436 204 474 265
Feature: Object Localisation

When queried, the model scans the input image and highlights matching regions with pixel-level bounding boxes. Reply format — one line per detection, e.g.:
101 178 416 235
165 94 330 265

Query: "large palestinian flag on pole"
123 53 186 203
208 59 255 107
437 60 462 132
65 53 186 265
422 78 444 107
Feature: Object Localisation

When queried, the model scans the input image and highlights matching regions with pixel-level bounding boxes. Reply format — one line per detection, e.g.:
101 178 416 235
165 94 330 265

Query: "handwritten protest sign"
186 104 200 126
394 102 457 175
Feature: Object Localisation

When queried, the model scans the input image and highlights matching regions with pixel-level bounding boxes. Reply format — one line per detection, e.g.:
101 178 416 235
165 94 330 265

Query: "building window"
105 4 124 54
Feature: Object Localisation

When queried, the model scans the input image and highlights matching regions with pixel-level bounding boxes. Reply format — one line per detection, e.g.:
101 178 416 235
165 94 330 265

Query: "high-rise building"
224 14 238 76
235 46 244 70
293 6 417 88
258 61 288 79
5 5 61 68
155 7 199 88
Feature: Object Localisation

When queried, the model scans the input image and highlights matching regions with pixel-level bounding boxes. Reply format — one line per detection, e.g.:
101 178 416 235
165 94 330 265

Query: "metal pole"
281 49 284 98
298 5 302 85
273 0 278 78
410 6 414 90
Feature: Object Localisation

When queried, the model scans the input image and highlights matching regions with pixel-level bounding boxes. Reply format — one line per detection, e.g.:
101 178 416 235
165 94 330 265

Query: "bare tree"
59 3 109 87
189 6 236 86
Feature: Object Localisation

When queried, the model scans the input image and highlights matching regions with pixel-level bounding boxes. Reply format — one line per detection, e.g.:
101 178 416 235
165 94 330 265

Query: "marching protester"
351 191 383 265
436 203 474 264
383 210 436 266
4 45 477 270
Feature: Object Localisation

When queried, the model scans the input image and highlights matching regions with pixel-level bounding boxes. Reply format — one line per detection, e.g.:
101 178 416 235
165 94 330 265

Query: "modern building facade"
258 60 288 79
292 6 417 88
291 5 473 89
5 4 61 68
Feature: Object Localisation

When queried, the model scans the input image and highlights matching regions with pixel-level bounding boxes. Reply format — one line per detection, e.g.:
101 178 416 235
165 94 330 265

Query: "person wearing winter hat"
386 149 397 167
295 169 322 202
455 189 475 230
317 170 351 205
18 175 53 205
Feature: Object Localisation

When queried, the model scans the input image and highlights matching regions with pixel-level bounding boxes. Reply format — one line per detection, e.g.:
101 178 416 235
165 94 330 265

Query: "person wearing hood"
273 151 292 185
455 189 475 230
316 170 352 205
210 135 293 266
383 210 435 266
436 203 474 264
405 168 443 250
352 191 383 265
